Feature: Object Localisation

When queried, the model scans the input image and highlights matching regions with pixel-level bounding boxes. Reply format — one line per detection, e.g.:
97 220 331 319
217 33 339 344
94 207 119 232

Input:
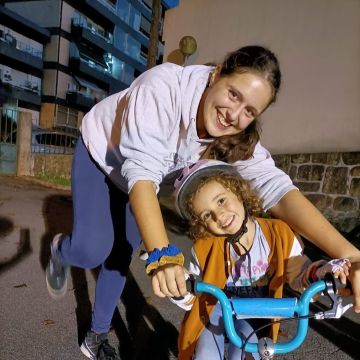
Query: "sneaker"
80 330 120 360
45 234 68 299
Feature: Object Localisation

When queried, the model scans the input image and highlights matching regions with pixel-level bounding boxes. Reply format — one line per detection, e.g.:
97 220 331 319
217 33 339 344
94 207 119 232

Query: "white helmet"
174 159 239 221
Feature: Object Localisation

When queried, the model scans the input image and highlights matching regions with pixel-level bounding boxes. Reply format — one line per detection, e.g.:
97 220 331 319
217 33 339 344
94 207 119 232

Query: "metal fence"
0 107 79 155
0 108 19 144
0 108 19 173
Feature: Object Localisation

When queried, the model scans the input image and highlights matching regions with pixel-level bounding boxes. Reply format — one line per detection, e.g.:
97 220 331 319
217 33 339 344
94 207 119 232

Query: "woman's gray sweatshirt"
81 62 296 211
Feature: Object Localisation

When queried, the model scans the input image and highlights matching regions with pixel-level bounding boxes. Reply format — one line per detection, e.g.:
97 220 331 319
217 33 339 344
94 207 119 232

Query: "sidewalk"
0 175 359 359
0 175 188 359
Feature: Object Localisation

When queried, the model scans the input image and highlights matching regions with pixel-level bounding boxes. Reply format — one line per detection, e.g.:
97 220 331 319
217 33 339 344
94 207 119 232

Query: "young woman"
45 45 360 359
171 159 350 360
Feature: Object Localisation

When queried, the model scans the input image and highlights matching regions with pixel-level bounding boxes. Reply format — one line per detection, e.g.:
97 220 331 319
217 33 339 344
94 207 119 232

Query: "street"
0 175 359 359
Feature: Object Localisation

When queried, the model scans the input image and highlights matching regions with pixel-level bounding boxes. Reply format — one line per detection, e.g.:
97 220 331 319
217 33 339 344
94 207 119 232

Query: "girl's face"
197 68 272 139
192 180 245 236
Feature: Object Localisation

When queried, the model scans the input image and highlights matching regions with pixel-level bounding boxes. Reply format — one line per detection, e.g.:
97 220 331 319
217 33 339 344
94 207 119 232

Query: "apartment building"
0 4 50 124
1 0 172 129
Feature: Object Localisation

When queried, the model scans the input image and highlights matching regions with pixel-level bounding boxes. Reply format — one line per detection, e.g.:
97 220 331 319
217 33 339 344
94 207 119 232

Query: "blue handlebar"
195 280 327 354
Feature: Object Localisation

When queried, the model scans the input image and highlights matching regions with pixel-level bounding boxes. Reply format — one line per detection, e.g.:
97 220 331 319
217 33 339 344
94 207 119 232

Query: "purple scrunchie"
145 244 182 266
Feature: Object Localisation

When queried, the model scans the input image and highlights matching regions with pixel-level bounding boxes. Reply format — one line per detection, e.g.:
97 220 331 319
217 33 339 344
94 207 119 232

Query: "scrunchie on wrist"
145 244 184 275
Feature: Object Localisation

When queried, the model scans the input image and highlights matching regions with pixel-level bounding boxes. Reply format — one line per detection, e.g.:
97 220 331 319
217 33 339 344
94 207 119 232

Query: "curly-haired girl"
172 160 350 360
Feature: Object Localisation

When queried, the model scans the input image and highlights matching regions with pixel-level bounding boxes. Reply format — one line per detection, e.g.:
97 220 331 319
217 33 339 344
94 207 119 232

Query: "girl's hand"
331 259 351 285
313 259 352 297
151 264 188 298
349 262 360 313
315 258 351 285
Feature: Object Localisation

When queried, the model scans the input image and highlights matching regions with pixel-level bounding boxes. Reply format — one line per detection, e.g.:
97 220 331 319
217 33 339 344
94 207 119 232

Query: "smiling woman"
196 71 272 139
203 46 281 162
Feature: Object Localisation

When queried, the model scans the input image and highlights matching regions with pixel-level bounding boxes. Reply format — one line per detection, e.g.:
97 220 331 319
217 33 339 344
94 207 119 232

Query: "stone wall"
273 152 360 233
31 154 72 179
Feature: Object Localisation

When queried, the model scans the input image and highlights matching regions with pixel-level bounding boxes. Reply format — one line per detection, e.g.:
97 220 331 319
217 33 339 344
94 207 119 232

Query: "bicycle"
187 274 353 359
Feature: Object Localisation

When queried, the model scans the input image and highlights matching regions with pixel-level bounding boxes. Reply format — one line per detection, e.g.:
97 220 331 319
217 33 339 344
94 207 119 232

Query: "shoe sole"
45 266 69 300
80 343 96 359
45 277 68 300
46 233 68 300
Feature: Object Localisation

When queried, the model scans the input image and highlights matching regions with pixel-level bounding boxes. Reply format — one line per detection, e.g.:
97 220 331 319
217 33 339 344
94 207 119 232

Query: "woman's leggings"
56 137 142 334
194 302 261 360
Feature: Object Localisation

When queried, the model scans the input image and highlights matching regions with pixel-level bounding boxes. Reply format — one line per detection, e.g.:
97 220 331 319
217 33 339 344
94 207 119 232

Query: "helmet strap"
226 204 249 246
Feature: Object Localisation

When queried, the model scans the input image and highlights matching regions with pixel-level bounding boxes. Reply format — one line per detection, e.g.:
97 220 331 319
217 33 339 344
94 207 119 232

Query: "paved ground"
0 175 359 359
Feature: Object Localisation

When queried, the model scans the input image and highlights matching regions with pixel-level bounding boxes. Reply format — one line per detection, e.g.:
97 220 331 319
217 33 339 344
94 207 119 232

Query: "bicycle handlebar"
192 274 352 358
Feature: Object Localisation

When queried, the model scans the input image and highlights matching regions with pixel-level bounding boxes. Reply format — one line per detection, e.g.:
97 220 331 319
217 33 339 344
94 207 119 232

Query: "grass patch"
35 175 71 187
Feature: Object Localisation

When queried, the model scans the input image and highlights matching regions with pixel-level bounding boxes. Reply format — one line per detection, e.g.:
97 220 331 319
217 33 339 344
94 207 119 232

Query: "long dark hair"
207 45 281 162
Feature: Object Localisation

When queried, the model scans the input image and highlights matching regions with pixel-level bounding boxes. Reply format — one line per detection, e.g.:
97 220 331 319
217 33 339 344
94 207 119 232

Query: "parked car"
4 126 79 155
32 127 79 154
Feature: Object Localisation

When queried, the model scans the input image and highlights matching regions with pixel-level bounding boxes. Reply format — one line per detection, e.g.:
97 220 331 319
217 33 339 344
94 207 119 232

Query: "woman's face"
197 68 273 139
192 180 245 236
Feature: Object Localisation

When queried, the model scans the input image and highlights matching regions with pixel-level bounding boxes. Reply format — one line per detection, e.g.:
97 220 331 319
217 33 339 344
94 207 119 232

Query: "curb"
22 176 71 192
0 174 71 192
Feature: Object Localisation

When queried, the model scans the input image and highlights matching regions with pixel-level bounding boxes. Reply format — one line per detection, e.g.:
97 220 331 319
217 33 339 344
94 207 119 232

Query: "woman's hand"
151 264 188 298
349 262 360 313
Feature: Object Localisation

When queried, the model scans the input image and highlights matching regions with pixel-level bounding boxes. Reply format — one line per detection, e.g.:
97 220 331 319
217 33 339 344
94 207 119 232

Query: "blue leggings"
194 302 260 360
56 137 142 333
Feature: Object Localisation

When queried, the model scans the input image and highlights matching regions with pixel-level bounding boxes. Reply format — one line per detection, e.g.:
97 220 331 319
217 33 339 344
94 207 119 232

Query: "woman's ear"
209 64 222 87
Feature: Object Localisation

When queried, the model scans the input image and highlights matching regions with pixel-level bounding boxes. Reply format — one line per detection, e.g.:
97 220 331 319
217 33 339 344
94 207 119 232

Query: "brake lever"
316 273 353 319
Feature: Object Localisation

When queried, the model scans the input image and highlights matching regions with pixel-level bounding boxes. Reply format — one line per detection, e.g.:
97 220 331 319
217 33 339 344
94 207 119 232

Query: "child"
171 159 350 360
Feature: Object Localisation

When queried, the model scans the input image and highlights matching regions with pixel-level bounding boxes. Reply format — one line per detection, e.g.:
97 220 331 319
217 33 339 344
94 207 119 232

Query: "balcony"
0 82 41 106
0 35 43 72
82 0 119 25
127 0 152 21
69 56 113 86
71 20 146 74
96 0 117 13
71 17 113 51
66 91 96 112
0 5 50 45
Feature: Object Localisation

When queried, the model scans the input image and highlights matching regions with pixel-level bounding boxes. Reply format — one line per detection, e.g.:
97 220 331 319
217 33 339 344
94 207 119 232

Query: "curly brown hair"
185 172 263 240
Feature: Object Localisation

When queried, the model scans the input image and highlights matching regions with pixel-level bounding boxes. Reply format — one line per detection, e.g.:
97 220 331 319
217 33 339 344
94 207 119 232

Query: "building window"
56 105 78 129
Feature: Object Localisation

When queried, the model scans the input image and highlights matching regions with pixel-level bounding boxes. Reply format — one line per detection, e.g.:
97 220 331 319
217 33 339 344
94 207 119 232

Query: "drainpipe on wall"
147 0 161 69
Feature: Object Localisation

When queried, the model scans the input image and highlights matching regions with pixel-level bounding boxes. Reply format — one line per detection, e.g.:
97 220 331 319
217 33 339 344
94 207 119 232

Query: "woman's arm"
129 180 187 298
269 190 359 260
270 189 360 312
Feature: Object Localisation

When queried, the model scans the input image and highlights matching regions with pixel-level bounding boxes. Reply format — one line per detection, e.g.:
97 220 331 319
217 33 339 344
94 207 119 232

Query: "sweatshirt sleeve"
233 142 297 211
119 65 182 193
286 235 326 293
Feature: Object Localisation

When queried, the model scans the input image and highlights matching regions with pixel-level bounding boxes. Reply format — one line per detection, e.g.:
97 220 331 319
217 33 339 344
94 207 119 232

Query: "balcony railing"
79 57 112 76
96 0 117 13
1 80 40 95
72 17 113 44
16 40 43 58
0 34 43 58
